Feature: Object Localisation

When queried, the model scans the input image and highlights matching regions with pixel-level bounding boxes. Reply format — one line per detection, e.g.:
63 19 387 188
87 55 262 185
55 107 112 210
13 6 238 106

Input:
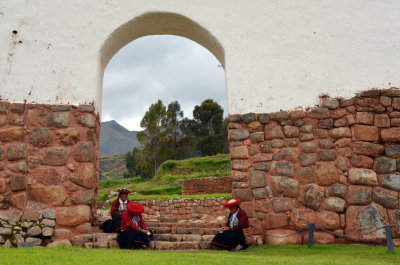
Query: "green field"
1 244 399 265
97 154 232 205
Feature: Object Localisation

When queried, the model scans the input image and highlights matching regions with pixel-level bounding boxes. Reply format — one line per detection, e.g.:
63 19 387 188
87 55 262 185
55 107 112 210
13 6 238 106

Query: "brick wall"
182 177 232 195
0 102 100 242
229 88 400 244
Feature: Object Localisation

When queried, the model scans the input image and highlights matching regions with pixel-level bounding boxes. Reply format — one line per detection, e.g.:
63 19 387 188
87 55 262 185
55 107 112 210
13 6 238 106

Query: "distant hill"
100 120 141 155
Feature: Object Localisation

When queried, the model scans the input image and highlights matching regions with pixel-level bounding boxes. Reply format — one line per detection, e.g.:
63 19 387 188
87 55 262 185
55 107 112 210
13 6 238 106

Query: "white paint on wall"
1 0 400 115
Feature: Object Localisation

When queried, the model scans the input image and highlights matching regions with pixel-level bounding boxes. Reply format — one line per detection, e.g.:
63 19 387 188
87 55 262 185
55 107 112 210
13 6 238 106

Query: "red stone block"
374 114 390 127
349 154 373 168
265 213 288 229
264 122 284 139
352 125 378 142
381 128 400 143
230 146 249 159
303 231 335 244
355 112 374 125
315 211 340 230
265 229 302 244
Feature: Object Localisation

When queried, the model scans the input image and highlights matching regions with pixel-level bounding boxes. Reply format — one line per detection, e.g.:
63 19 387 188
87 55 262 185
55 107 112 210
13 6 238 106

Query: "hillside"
99 120 141 155
99 153 127 180
98 154 232 203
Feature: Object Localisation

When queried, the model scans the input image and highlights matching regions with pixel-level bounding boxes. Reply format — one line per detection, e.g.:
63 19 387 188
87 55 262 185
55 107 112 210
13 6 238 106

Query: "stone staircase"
60 214 262 250
147 219 222 250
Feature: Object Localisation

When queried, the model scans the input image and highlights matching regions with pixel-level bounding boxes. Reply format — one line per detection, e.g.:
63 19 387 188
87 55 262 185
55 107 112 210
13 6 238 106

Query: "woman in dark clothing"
118 201 153 249
211 199 249 251
101 188 131 233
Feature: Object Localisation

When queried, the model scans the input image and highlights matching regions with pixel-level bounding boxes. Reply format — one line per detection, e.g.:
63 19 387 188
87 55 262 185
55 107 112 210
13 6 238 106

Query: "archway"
98 12 225 115
97 12 230 209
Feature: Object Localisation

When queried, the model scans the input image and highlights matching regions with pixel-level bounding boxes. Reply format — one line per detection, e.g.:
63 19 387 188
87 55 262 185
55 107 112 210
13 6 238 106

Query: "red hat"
127 201 144 214
224 199 241 208
117 188 132 194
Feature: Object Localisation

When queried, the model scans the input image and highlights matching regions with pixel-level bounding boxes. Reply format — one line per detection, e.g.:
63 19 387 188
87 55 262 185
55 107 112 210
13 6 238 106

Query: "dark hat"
224 199 241 208
127 201 144 214
117 188 132 194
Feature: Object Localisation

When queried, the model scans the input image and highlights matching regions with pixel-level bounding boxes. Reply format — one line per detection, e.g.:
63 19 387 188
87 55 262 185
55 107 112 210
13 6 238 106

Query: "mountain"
99 120 141 155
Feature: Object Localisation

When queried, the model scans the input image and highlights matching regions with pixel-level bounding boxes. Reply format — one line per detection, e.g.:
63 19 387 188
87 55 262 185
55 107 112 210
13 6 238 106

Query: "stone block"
7 144 26 161
316 211 340 230
379 174 400 191
231 160 252 171
352 141 384 156
265 213 288 229
353 125 378 142
374 114 390 127
78 114 96 128
0 127 25 142
264 123 284 139
28 184 67 206
230 146 249 159
346 186 372 205
290 208 316 230
373 157 397 174
345 203 388 243
56 205 91 227
265 229 302 244
373 187 399 209
381 128 400 143
271 176 299 198
323 197 345 212
272 198 292 213
229 130 249 140
47 112 70 127
303 231 335 244
314 163 338 186
329 184 347 199
47 240 72 247
329 127 351 139
348 168 378 186
250 171 266 188
299 153 316 167
350 154 373 168
301 184 325 210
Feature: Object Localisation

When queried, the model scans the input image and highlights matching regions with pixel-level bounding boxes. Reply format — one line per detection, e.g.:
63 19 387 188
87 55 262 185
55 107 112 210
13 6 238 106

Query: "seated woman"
211 199 248 251
101 188 131 233
118 201 153 249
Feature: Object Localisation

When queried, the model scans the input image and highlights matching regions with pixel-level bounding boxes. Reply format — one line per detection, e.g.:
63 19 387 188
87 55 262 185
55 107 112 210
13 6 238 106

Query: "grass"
1 244 399 265
97 154 232 203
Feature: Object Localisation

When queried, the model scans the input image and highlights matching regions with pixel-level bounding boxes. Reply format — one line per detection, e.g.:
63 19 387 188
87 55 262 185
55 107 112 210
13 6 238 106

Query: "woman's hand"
220 226 229 233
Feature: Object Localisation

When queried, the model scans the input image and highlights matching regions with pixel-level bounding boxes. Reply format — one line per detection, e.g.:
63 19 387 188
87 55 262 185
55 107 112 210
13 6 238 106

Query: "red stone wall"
0 102 100 238
139 197 228 221
229 88 400 244
182 177 232 195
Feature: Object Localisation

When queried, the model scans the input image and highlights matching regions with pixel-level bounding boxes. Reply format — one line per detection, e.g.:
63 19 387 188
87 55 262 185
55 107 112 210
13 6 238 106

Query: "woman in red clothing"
211 199 249 251
118 201 153 249
101 188 131 233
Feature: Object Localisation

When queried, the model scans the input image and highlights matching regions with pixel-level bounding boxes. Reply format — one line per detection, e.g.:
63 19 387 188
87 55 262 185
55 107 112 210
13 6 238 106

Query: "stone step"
153 233 215 242
150 226 220 235
153 241 205 250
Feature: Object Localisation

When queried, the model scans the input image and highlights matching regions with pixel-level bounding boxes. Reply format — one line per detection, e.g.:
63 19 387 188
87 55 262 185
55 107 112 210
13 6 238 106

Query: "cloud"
102 35 226 131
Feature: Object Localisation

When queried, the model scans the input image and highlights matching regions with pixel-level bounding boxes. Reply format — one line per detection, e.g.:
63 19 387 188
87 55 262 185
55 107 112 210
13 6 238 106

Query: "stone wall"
138 197 228 221
0 102 100 238
182 177 232 195
228 88 400 244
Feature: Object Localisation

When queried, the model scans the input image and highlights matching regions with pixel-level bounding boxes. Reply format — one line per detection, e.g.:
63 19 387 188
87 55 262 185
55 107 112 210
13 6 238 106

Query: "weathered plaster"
1 1 400 115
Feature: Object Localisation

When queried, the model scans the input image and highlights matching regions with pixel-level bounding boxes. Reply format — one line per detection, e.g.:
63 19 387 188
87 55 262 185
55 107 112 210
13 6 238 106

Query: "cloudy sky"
102 35 226 131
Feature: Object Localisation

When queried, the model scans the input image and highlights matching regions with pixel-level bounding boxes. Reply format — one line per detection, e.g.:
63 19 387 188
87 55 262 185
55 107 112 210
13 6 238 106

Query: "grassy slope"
1 244 399 265
99 153 127 180
97 154 232 203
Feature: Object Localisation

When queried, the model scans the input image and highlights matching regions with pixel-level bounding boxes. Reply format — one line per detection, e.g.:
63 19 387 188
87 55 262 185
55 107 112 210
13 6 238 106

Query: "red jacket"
120 211 147 231
110 199 130 217
226 209 249 230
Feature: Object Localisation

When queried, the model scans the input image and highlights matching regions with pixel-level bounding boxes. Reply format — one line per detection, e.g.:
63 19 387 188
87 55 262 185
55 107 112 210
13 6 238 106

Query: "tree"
136 100 169 177
125 147 141 177
192 99 227 156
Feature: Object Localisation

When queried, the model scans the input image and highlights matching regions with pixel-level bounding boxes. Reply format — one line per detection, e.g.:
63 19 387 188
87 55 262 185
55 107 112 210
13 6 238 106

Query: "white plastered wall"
1 0 400 115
